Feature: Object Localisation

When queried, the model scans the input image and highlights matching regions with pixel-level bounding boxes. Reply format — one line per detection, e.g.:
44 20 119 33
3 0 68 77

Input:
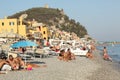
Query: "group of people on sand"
0 55 25 71
86 45 112 61
58 48 75 61
49 42 95 60
0 55 40 72
86 43 95 59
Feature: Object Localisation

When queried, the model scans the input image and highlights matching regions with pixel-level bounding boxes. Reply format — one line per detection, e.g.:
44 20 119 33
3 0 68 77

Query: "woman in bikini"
7 55 20 70
103 47 112 61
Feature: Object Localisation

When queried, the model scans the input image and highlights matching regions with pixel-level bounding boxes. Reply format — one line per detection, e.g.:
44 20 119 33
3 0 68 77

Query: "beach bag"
27 65 32 70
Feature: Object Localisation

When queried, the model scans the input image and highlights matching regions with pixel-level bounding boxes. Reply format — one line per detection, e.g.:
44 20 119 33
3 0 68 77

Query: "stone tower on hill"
44 4 49 8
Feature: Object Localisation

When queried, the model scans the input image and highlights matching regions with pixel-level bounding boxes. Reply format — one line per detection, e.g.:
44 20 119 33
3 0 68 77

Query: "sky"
0 0 120 41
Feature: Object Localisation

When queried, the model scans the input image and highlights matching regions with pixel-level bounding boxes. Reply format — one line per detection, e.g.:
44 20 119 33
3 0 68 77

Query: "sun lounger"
34 49 45 58
70 48 88 56
8 52 17 58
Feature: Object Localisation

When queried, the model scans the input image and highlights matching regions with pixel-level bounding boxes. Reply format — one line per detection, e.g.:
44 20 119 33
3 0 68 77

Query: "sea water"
97 44 120 62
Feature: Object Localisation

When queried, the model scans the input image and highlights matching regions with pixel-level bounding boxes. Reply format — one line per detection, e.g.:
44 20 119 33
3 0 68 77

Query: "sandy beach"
89 50 120 80
0 50 120 80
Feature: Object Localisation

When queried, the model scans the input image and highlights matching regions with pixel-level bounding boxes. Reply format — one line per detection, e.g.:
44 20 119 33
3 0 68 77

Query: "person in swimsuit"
7 55 25 70
103 47 112 61
58 49 65 60
86 49 93 59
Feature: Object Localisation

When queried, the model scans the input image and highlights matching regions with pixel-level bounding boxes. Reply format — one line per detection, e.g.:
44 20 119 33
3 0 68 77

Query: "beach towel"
1 64 12 71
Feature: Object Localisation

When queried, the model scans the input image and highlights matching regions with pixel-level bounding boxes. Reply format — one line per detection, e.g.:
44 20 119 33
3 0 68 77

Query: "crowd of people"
0 54 40 72
0 39 112 73
48 42 96 61
58 48 76 61
0 55 25 71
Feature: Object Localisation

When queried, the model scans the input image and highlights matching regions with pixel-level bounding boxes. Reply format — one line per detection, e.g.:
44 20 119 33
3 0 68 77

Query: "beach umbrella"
10 40 38 67
11 40 38 48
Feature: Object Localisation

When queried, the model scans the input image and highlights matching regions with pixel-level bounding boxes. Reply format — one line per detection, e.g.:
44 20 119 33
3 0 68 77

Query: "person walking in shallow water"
103 47 112 61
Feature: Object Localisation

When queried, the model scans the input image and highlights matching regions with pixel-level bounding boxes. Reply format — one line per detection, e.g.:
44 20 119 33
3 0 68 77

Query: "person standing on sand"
103 47 112 61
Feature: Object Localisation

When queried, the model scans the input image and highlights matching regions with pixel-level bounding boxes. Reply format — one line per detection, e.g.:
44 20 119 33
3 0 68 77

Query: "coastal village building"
49 25 81 41
0 17 26 38
29 20 50 40
0 16 50 40
0 14 82 43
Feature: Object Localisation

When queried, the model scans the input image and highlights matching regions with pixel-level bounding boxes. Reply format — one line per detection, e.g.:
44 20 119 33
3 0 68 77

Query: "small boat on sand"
70 48 88 56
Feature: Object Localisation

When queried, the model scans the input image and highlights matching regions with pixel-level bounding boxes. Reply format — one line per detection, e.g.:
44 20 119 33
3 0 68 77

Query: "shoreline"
89 49 120 80
97 49 120 72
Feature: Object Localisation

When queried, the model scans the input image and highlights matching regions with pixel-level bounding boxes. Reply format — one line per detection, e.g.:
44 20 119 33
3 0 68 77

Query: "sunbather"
7 55 20 70
58 49 65 60
86 50 93 59
0 55 42 71
65 48 75 61
7 55 27 70
15 56 25 69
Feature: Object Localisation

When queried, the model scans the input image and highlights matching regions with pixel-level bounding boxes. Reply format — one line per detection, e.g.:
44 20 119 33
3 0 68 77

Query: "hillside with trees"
8 7 88 38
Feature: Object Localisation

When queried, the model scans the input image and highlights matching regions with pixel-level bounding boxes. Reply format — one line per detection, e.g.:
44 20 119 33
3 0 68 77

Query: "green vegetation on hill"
8 7 88 38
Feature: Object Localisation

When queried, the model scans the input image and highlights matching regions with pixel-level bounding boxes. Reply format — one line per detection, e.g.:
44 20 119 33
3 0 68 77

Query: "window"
44 37 46 39
9 22 14 26
39 26 41 31
2 22 4 26
18 21 20 25
43 31 46 34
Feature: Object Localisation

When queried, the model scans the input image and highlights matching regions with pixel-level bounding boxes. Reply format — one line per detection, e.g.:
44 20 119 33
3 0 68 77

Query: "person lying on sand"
0 55 46 71
7 55 44 70
7 55 23 70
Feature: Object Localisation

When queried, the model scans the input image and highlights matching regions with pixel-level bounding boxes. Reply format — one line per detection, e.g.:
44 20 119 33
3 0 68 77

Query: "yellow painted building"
41 26 50 40
0 17 26 37
0 17 50 40
29 25 50 40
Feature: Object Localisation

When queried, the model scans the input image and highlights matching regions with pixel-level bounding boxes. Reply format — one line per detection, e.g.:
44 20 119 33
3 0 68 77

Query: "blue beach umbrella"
11 40 38 48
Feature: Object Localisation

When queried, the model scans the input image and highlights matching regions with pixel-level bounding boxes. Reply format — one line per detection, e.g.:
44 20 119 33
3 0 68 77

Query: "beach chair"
8 52 17 58
42 49 50 58
35 49 45 58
